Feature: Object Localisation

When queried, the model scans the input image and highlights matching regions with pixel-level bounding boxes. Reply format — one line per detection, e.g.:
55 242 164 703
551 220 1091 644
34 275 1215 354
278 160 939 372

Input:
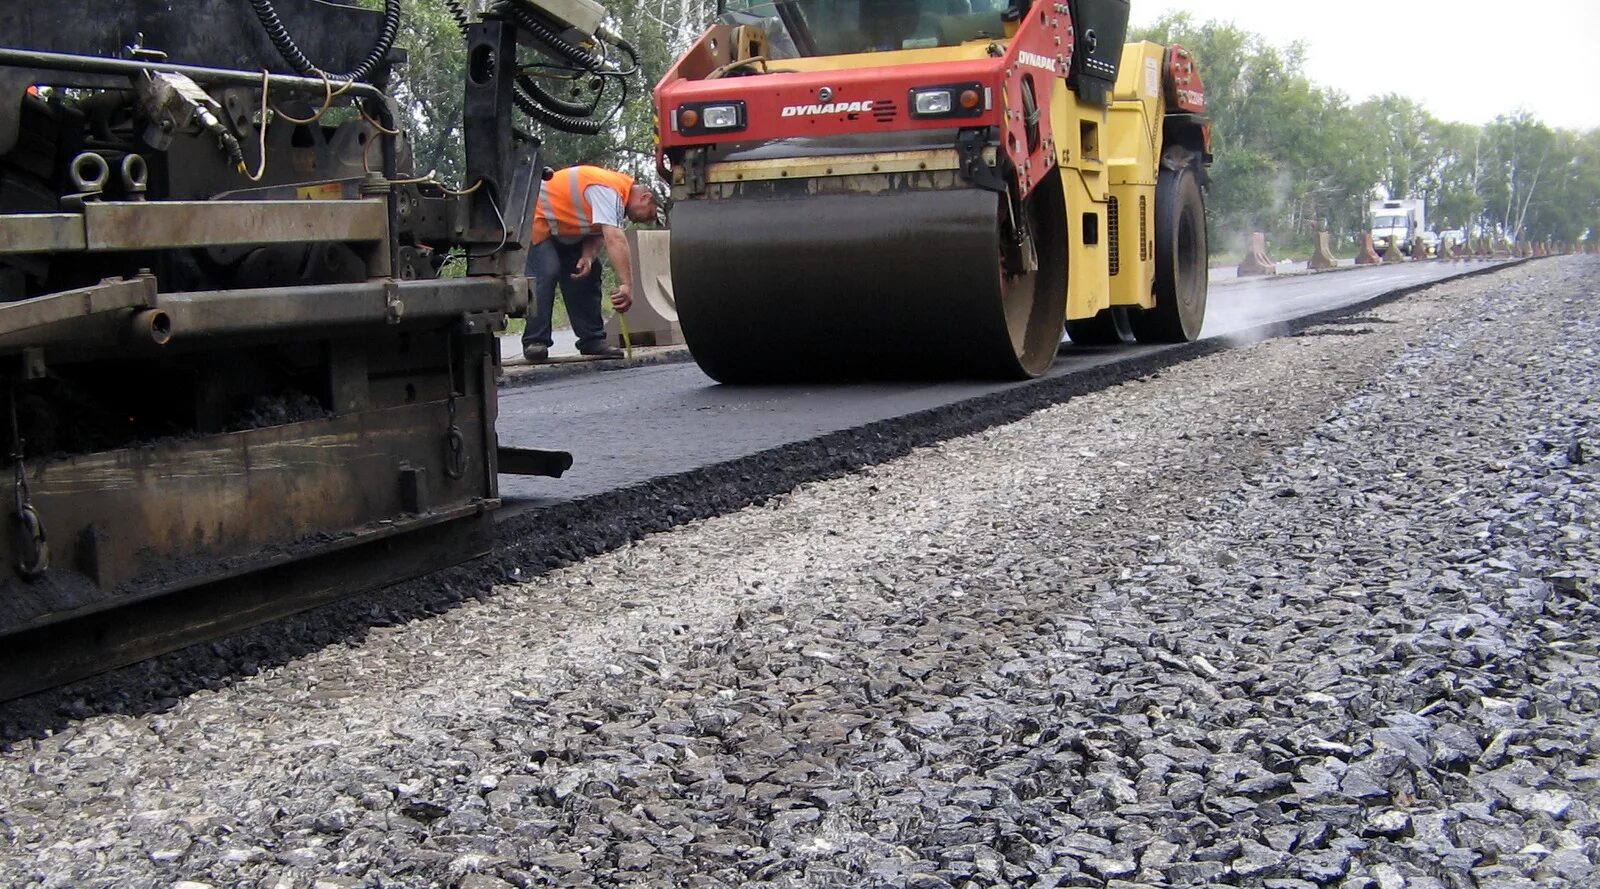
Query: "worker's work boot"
522 343 549 363
579 344 624 360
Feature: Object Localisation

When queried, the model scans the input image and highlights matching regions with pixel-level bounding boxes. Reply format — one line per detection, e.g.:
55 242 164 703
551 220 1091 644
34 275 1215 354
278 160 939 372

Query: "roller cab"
655 0 1213 382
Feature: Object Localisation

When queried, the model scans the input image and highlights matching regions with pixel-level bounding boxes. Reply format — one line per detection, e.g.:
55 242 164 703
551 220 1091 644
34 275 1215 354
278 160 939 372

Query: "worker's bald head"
626 184 659 223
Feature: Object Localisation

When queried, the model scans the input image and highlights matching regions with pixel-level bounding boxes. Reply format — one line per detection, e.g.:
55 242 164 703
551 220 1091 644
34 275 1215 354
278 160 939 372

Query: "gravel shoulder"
1 258 1596 889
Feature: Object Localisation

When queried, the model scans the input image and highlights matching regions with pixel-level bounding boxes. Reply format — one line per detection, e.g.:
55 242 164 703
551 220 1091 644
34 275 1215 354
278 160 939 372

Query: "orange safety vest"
531 166 635 245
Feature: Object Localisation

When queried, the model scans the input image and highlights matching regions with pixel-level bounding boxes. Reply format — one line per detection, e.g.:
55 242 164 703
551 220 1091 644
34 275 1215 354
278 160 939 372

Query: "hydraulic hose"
516 74 599 117
249 0 401 82
494 0 602 71
511 84 606 134
608 35 641 76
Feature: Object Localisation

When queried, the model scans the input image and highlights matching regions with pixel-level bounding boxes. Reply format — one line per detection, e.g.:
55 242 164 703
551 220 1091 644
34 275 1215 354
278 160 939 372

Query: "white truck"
1370 198 1427 256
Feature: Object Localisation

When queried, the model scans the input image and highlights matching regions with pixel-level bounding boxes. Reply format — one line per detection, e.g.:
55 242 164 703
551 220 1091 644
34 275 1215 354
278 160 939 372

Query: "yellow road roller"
655 0 1212 381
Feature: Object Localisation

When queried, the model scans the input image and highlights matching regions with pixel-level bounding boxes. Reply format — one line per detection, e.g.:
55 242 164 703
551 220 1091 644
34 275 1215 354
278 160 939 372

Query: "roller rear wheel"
1066 307 1132 345
1132 163 1208 344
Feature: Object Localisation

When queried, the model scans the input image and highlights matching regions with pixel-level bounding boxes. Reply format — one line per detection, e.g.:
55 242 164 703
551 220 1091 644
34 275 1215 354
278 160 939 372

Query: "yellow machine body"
655 2 1211 381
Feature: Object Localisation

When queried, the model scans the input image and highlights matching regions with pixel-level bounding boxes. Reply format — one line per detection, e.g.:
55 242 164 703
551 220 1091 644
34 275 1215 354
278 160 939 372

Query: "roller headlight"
674 101 746 135
908 83 988 119
912 89 953 116
702 104 742 129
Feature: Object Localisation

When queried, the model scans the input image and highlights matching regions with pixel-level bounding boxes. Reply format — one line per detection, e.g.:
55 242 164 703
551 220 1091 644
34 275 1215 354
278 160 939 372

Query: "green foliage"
355 0 472 181
382 4 1598 251
1133 14 1598 249
368 0 721 191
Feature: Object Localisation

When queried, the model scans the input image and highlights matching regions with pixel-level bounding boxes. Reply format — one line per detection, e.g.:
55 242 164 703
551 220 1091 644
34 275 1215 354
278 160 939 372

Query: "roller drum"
672 187 1061 382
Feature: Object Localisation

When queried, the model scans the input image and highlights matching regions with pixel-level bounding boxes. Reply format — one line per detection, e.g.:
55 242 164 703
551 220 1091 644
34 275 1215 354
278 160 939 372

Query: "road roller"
654 0 1212 381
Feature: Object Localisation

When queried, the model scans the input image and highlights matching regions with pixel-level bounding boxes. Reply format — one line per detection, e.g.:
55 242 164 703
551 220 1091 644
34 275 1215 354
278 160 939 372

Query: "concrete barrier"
605 229 682 349
1381 236 1405 264
1308 230 1339 270
1236 232 1278 276
1355 233 1382 265
1492 239 1513 259
1532 241 1545 257
1411 235 1429 261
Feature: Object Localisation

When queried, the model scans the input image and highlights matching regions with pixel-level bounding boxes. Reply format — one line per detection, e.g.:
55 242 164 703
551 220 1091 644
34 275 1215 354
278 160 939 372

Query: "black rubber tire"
1132 163 1208 344
1066 306 1132 345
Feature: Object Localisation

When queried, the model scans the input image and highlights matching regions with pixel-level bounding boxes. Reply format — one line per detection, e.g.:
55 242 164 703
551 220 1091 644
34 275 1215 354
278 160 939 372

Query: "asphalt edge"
497 344 696 388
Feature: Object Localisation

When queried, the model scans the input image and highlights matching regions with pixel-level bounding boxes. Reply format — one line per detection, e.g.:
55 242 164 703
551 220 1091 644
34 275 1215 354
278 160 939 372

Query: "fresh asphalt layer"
495 260 1507 508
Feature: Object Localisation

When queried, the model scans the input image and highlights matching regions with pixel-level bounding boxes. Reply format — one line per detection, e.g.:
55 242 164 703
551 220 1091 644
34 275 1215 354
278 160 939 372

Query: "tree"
369 0 721 184
384 0 473 182
370 5 1599 252
1133 15 1598 251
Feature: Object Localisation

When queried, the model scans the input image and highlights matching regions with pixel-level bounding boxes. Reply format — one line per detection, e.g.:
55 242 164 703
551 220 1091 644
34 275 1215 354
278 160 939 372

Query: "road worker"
523 165 659 363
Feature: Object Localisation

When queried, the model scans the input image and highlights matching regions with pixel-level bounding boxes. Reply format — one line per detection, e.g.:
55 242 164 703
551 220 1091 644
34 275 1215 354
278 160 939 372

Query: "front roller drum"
671 187 1065 382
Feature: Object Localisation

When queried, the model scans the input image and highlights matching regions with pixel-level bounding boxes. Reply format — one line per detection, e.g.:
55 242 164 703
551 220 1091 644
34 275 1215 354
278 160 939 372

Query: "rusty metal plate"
158 278 516 337
0 274 155 340
0 213 87 254
82 199 388 251
0 397 493 600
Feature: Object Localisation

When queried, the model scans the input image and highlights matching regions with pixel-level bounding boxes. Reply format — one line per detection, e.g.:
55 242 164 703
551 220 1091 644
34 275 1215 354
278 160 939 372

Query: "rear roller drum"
1132 161 1208 343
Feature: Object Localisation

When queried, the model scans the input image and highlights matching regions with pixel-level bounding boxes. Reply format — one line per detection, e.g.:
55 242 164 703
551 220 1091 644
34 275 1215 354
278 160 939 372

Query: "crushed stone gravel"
0 257 1596 889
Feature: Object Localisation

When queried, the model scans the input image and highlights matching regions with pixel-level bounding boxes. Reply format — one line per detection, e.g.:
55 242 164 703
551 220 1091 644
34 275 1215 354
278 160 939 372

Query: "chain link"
443 336 466 480
9 386 47 577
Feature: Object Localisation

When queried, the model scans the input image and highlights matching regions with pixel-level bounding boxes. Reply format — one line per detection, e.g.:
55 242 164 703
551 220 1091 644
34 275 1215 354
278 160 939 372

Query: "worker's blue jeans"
523 238 607 353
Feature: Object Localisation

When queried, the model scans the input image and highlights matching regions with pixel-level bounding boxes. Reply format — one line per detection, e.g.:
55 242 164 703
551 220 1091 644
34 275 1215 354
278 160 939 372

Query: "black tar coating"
0 259 1530 745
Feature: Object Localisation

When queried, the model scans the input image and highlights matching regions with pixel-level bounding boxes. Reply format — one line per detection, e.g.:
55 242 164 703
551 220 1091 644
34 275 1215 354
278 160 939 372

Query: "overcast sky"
1131 0 1600 132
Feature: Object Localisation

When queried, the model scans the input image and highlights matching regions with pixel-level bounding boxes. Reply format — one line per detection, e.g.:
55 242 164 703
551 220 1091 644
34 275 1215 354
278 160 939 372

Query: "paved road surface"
496 261 1507 506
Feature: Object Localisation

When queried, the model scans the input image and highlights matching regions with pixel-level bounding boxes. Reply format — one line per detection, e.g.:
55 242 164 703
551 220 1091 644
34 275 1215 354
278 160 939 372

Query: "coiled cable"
517 73 600 117
444 0 471 35
493 0 601 71
249 0 402 82
402 0 635 135
511 82 606 134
